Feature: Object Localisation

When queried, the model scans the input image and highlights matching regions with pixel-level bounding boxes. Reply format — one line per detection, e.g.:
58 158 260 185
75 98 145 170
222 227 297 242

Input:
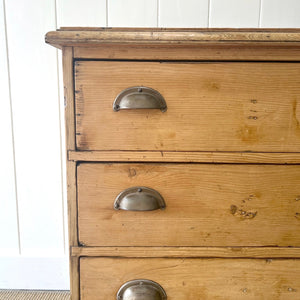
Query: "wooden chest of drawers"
46 28 300 299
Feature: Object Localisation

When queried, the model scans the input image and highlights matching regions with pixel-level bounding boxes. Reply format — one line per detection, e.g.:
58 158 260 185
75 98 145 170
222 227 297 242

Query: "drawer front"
80 257 300 300
77 163 300 247
75 61 300 152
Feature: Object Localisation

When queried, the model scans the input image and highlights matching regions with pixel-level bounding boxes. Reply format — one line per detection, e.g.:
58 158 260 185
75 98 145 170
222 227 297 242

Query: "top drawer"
75 61 300 152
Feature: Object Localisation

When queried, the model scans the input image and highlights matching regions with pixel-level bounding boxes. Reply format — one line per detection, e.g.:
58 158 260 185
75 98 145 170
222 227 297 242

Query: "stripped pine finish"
0 0 299 291
46 28 300 299
75 61 300 152
80 257 300 300
46 28 300 47
72 246 300 258
62 47 79 300
73 44 300 61
77 163 300 247
0 0 299 293
69 150 300 164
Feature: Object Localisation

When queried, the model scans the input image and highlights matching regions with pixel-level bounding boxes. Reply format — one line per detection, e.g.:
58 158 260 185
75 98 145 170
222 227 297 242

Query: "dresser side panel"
62 46 79 300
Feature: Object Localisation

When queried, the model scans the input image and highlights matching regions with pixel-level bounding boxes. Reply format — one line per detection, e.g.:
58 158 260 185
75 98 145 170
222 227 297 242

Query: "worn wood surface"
75 61 300 152
72 246 300 258
74 44 300 61
55 30 300 299
62 47 79 300
63 47 77 246
69 150 300 164
69 257 79 300
45 28 300 50
80 257 300 300
77 163 300 247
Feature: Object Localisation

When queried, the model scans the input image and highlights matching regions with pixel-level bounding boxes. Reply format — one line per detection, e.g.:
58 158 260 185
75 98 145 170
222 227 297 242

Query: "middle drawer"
77 163 300 247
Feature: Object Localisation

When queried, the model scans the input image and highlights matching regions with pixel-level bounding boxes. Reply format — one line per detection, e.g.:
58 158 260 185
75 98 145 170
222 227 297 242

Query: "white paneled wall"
0 0 19 257
209 0 261 27
260 0 300 28
1 0 68 290
1 0 300 290
159 0 209 27
5 0 64 256
109 0 158 27
57 0 106 27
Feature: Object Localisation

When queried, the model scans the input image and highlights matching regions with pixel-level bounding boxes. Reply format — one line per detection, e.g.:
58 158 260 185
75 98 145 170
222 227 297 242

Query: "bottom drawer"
80 257 300 299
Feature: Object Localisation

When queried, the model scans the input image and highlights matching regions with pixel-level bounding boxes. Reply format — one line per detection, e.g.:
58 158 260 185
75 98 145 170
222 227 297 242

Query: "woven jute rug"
0 290 70 300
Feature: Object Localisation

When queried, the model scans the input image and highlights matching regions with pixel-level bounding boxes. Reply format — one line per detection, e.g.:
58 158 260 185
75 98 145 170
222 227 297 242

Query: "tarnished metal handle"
113 86 167 112
114 187 166 211
117 279 167 300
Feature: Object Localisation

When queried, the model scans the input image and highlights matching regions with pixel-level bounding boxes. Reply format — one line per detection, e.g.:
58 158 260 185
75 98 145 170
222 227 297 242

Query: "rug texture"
0 290 70 300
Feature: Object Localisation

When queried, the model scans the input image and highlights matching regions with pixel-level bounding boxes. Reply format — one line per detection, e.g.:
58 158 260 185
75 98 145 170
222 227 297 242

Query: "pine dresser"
45 28 300 300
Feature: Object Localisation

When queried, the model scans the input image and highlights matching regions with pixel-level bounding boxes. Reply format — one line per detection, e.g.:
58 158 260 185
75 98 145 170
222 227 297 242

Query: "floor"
0 290 70 300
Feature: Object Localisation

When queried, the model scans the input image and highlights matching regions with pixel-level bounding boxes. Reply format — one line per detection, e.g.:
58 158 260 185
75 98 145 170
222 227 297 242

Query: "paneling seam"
3 0 22 255
55 0 58 28
258 0 262 28
106 0 108 27
157 0 159 27
207 0 211 28
54 0 66 255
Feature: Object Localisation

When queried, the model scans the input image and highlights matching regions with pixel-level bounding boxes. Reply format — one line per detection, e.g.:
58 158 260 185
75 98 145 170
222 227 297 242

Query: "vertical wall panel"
5 0 65 255
57 0 106 27
260 0 300 28
108 0 157 27
0 0 19 256
159 0 209 27
210 0 261 27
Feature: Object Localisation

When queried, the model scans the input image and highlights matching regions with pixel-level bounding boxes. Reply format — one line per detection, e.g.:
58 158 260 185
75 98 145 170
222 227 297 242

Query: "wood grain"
75 61 300 152
74 44 300 61
45 28 300 49
72 246 300 258
53 30 300 299
80 257 300 300
62 47 79 300
69 150 300 164
63 46 77 246
77 163 300 247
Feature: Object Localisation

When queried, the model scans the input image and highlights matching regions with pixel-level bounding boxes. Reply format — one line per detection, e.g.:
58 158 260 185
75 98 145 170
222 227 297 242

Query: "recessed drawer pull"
117 279 167 300
114 186 166 211
113 86 167 112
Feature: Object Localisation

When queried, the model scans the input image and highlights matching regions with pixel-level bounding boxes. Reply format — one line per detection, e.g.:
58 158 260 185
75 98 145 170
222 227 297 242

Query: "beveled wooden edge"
68 150 300 164
71 246 300 258
45 28 300 49
59 28 300 32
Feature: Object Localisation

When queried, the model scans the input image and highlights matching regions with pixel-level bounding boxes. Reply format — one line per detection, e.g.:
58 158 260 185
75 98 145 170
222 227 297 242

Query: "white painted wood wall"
1 0 299 290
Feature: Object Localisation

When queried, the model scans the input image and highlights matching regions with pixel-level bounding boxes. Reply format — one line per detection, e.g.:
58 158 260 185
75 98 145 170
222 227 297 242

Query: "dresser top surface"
45 27 300 49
